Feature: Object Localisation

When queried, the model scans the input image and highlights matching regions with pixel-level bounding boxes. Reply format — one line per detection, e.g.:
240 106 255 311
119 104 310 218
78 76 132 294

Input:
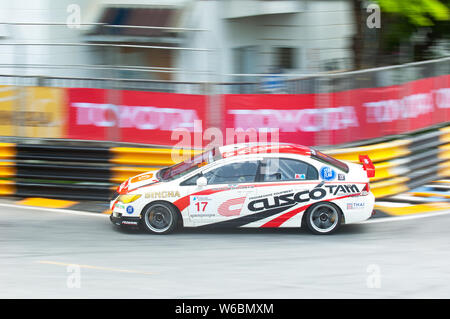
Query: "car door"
246 157 319 228
181 159 260 227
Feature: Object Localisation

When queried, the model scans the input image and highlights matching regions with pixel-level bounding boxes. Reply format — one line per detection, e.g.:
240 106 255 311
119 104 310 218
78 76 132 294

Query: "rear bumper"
110 213 141 227
341 192 375 224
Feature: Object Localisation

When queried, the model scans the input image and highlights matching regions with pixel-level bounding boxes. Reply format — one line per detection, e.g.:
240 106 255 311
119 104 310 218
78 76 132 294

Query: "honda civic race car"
110 143 375 235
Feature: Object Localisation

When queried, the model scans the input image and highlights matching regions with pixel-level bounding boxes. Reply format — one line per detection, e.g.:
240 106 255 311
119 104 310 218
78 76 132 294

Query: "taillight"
361 183 370 195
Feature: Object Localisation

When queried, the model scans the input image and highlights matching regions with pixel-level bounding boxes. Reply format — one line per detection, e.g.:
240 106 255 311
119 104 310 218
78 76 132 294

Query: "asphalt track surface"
1 204 450 299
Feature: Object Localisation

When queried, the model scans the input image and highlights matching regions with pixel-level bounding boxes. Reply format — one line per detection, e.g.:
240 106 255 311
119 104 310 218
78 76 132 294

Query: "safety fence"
0 124 448 201
0 61 449 148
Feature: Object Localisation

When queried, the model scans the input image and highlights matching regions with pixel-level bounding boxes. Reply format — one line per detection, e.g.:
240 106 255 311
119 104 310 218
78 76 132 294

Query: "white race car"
110 143 375 235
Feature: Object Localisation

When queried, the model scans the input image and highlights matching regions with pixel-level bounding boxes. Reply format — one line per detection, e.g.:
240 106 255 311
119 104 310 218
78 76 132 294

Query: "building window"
234 46 258 74
276 47 297 70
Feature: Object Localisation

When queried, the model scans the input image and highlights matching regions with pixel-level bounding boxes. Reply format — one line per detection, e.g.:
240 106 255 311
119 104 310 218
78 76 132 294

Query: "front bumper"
110 212 141 227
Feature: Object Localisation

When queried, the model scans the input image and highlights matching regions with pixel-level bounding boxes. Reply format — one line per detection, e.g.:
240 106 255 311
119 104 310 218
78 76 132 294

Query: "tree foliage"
376 0 449 26
352 0 450 69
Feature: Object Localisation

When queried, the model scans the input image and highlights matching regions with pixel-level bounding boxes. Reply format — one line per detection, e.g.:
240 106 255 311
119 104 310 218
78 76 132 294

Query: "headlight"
118 194 141 204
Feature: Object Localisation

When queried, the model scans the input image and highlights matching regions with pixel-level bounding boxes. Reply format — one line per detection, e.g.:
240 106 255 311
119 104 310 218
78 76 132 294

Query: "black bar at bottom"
0 299 443 318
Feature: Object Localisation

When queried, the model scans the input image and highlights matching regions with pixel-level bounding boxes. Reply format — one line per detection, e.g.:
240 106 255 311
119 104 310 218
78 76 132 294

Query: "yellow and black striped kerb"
0 124 447 202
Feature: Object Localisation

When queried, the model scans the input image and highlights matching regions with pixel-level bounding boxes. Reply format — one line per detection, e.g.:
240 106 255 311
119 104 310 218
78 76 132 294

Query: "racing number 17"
195 202 208 212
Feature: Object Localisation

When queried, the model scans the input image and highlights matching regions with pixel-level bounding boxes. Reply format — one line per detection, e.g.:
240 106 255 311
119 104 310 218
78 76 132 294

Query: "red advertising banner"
225 74 450 146
65 75 450 146
66 88 207 145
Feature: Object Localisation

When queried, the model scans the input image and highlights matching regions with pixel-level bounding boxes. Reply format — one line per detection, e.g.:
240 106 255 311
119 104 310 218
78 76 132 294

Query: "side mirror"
196 176 207 187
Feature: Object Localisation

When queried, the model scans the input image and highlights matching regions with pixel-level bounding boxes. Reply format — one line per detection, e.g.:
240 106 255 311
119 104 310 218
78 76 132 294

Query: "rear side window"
260 158 318 182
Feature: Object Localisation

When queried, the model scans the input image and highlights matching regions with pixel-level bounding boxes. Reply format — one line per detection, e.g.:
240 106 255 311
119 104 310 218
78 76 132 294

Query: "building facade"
0 0 355 84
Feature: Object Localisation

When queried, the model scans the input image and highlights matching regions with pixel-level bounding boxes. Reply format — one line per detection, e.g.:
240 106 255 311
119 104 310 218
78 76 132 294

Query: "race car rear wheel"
304 202 342 235
141 202 179 234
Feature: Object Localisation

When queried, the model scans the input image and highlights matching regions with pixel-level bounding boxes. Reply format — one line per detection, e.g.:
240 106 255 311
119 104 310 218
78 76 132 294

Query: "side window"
260 158 318 182
180 173 201 186
203 160 259 185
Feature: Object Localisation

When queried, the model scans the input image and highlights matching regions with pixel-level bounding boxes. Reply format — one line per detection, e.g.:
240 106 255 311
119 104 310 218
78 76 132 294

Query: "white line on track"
0 202 108 218
375 201 412 207
0 201 449 225
36 260 154 275
359 210 450 224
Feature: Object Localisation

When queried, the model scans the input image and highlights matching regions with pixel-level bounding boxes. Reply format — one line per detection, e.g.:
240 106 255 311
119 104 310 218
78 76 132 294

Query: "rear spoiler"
359 155 375 178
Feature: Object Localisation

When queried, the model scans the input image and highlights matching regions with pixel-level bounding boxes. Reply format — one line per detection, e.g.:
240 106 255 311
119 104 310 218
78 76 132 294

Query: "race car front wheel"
141 202 179 234
304 202 342 235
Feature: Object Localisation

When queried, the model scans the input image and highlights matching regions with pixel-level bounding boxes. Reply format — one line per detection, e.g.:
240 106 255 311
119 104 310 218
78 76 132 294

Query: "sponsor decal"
222 145 282 158
122 220 138 225
0 86 65 138
347 202 365 210
248 184 360 212
221 144 310 158
67 89 207 146
72 102 200 131
126 206 134 214
190 195 212 216
131 173 154 183
295 173 306 180
217 197 246 217
320 166 336 181
190 195 212 203
197 161 208 168
118 179 129 193
364 93 434 123
228 107 359 133
145 191 180 199
338 174 345 181
436 88 450 109
325 184 360 195
115 203 125 210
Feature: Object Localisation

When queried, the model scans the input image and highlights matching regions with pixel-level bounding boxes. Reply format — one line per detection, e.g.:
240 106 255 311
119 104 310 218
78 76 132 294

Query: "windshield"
311 149 349 173
158 148 221 181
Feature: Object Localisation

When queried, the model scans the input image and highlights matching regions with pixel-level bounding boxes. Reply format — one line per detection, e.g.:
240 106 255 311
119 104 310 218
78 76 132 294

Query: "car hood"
118 169 161 194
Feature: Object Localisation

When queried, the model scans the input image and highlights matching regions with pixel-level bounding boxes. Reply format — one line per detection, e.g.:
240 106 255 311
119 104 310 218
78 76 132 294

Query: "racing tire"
141 202 179 235
304 202 343 235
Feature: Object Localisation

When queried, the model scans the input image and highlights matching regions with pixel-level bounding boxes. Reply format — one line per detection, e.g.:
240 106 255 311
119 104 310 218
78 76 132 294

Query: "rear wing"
359 155 375 178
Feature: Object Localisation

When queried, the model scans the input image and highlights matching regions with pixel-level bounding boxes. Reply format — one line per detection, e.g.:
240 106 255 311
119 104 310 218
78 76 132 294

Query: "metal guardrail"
0 124 448 201
0 32 448 94
1 56 449 93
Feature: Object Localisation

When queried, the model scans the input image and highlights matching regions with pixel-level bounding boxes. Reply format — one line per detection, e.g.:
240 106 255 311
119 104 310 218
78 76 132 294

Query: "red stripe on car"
261 193 361 228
